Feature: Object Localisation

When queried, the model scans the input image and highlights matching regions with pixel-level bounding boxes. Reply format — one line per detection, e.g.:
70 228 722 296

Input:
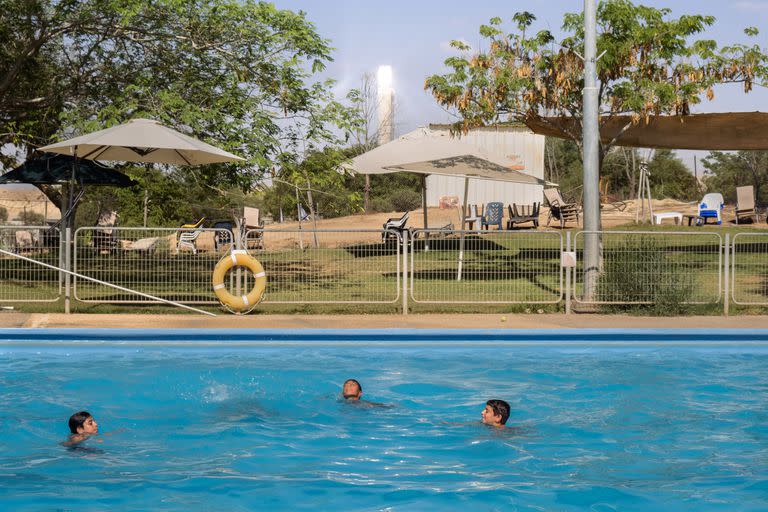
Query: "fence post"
64 228 71 314
402 230 408 315
565 231 572 315
723 233 730 317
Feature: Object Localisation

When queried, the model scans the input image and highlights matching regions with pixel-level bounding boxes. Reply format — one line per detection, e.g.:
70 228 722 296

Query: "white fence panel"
573 231 722 305
74 227 233 304
732 233 768 305
0 225 62 302
409 229 563 304
245 229 401 304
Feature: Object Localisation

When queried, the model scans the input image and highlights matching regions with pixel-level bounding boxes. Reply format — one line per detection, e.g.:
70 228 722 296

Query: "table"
653 212 683 225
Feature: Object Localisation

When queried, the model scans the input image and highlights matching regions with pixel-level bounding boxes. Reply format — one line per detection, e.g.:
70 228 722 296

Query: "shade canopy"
524 112 768 150
383 154 554 186
349 127 527 175
39 118 244 165
0 154 137 187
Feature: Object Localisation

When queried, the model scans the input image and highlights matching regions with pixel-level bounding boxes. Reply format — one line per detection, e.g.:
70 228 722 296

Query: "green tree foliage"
702 151 768 206
425 1 766 168
546 138 695 202
647 149 698 200
2 0 361 221
0 206 7 224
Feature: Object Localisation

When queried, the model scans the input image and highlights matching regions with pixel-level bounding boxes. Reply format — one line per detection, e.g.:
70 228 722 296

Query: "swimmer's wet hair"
68 411 92 434
486 399 510 425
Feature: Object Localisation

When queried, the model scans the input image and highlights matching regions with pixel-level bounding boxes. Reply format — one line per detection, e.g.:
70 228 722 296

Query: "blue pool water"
1 329 768 511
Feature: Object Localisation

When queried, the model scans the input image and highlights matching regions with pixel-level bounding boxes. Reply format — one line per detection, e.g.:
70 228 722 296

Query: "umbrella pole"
457 177 469 281
421 174 429 251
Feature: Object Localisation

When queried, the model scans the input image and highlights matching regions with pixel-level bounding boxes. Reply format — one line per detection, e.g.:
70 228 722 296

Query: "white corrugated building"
424 124 545 207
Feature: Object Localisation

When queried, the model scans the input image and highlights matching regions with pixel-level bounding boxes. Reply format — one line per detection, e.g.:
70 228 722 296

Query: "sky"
274 0 768 172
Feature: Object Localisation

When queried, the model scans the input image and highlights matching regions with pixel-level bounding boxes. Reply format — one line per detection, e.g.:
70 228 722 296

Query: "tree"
2 1 361 219
0 206 7 224
647 149 698 200
702 151 768 206
425 1 766 179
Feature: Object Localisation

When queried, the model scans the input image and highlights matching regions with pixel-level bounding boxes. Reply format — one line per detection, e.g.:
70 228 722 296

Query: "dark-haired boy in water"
341 379 391 408
63 411 99 446
481 399 510 428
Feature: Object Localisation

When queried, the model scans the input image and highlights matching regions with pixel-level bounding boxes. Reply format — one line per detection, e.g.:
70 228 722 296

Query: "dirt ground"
254 198 766 249
2 312 767 330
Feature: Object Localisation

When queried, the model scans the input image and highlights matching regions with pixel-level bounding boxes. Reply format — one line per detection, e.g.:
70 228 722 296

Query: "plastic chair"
382 212 409 242
177 217 205 254
697 193 724 225
481 202 504 230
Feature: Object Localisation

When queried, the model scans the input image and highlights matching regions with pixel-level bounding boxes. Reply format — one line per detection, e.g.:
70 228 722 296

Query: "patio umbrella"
0 154 137 187
384 154 556 280
39 118 245 165
37 118 244 227
349 127 537 231
0 153 138 223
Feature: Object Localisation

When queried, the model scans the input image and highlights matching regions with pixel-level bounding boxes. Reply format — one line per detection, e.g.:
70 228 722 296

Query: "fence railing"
245 229 401 304
0 225 62 302
732 232 768 305
573 231 723 304
2 223 767 314
73 227 233 304
409 229 563 304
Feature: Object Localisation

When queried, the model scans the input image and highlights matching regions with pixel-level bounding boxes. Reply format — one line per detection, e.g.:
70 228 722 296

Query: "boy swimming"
481 399 510 428
63 411 99 445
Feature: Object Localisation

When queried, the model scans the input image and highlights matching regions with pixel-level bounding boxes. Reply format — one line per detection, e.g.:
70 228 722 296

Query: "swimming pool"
1 328 767 511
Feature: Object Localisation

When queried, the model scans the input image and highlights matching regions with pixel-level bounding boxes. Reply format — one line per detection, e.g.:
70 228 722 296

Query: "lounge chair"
244 206 264 250
507 203 540 229
93 210 119 251
481 202 504 230
177 217 205 254
697 193 724 225
735 186 759 224
382 212 409 242
544 188 580 228
464 204 483 232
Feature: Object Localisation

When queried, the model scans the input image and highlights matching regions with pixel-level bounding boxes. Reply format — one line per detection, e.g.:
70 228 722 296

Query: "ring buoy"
212 250 266 312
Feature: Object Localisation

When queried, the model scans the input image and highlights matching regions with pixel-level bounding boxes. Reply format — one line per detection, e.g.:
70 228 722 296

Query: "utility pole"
582 0 602 303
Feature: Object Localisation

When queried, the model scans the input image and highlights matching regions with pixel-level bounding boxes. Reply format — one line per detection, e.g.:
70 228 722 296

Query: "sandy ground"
1 312 766 330
252 199 766 249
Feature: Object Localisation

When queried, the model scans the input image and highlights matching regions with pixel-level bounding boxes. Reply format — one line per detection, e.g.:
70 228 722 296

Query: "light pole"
582 0 602 303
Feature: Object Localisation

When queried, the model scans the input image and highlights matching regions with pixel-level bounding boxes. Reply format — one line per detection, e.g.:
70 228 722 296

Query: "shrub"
597 235 695 315
0 206 7 224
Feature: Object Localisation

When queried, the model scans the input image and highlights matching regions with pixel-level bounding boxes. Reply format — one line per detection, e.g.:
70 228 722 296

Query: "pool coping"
1 328 768 346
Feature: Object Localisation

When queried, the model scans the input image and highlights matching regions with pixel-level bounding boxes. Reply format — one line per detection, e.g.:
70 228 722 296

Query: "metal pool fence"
0 225 766 314
73 227 232 304
573 231 723 305
245 229 402 304
732 233 768 305
0 225 62 302
409 229 563 304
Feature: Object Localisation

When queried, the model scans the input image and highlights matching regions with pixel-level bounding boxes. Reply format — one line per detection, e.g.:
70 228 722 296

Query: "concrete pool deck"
1 312 766 330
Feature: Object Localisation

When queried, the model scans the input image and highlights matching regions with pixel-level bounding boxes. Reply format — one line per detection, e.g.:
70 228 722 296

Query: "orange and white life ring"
212 250 266 312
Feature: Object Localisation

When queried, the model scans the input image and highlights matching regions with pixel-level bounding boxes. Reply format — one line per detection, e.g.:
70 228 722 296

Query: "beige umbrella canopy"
383 154 554 186
39 118 244 164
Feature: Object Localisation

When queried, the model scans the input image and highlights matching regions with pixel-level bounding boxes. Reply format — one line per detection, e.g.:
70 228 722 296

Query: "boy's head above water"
69 411 98 435
481 399 510 427
342 379 362 400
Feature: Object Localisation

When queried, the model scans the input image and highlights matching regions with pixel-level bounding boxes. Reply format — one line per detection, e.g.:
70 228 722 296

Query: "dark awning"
0 153 137 187
524 112 768 150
